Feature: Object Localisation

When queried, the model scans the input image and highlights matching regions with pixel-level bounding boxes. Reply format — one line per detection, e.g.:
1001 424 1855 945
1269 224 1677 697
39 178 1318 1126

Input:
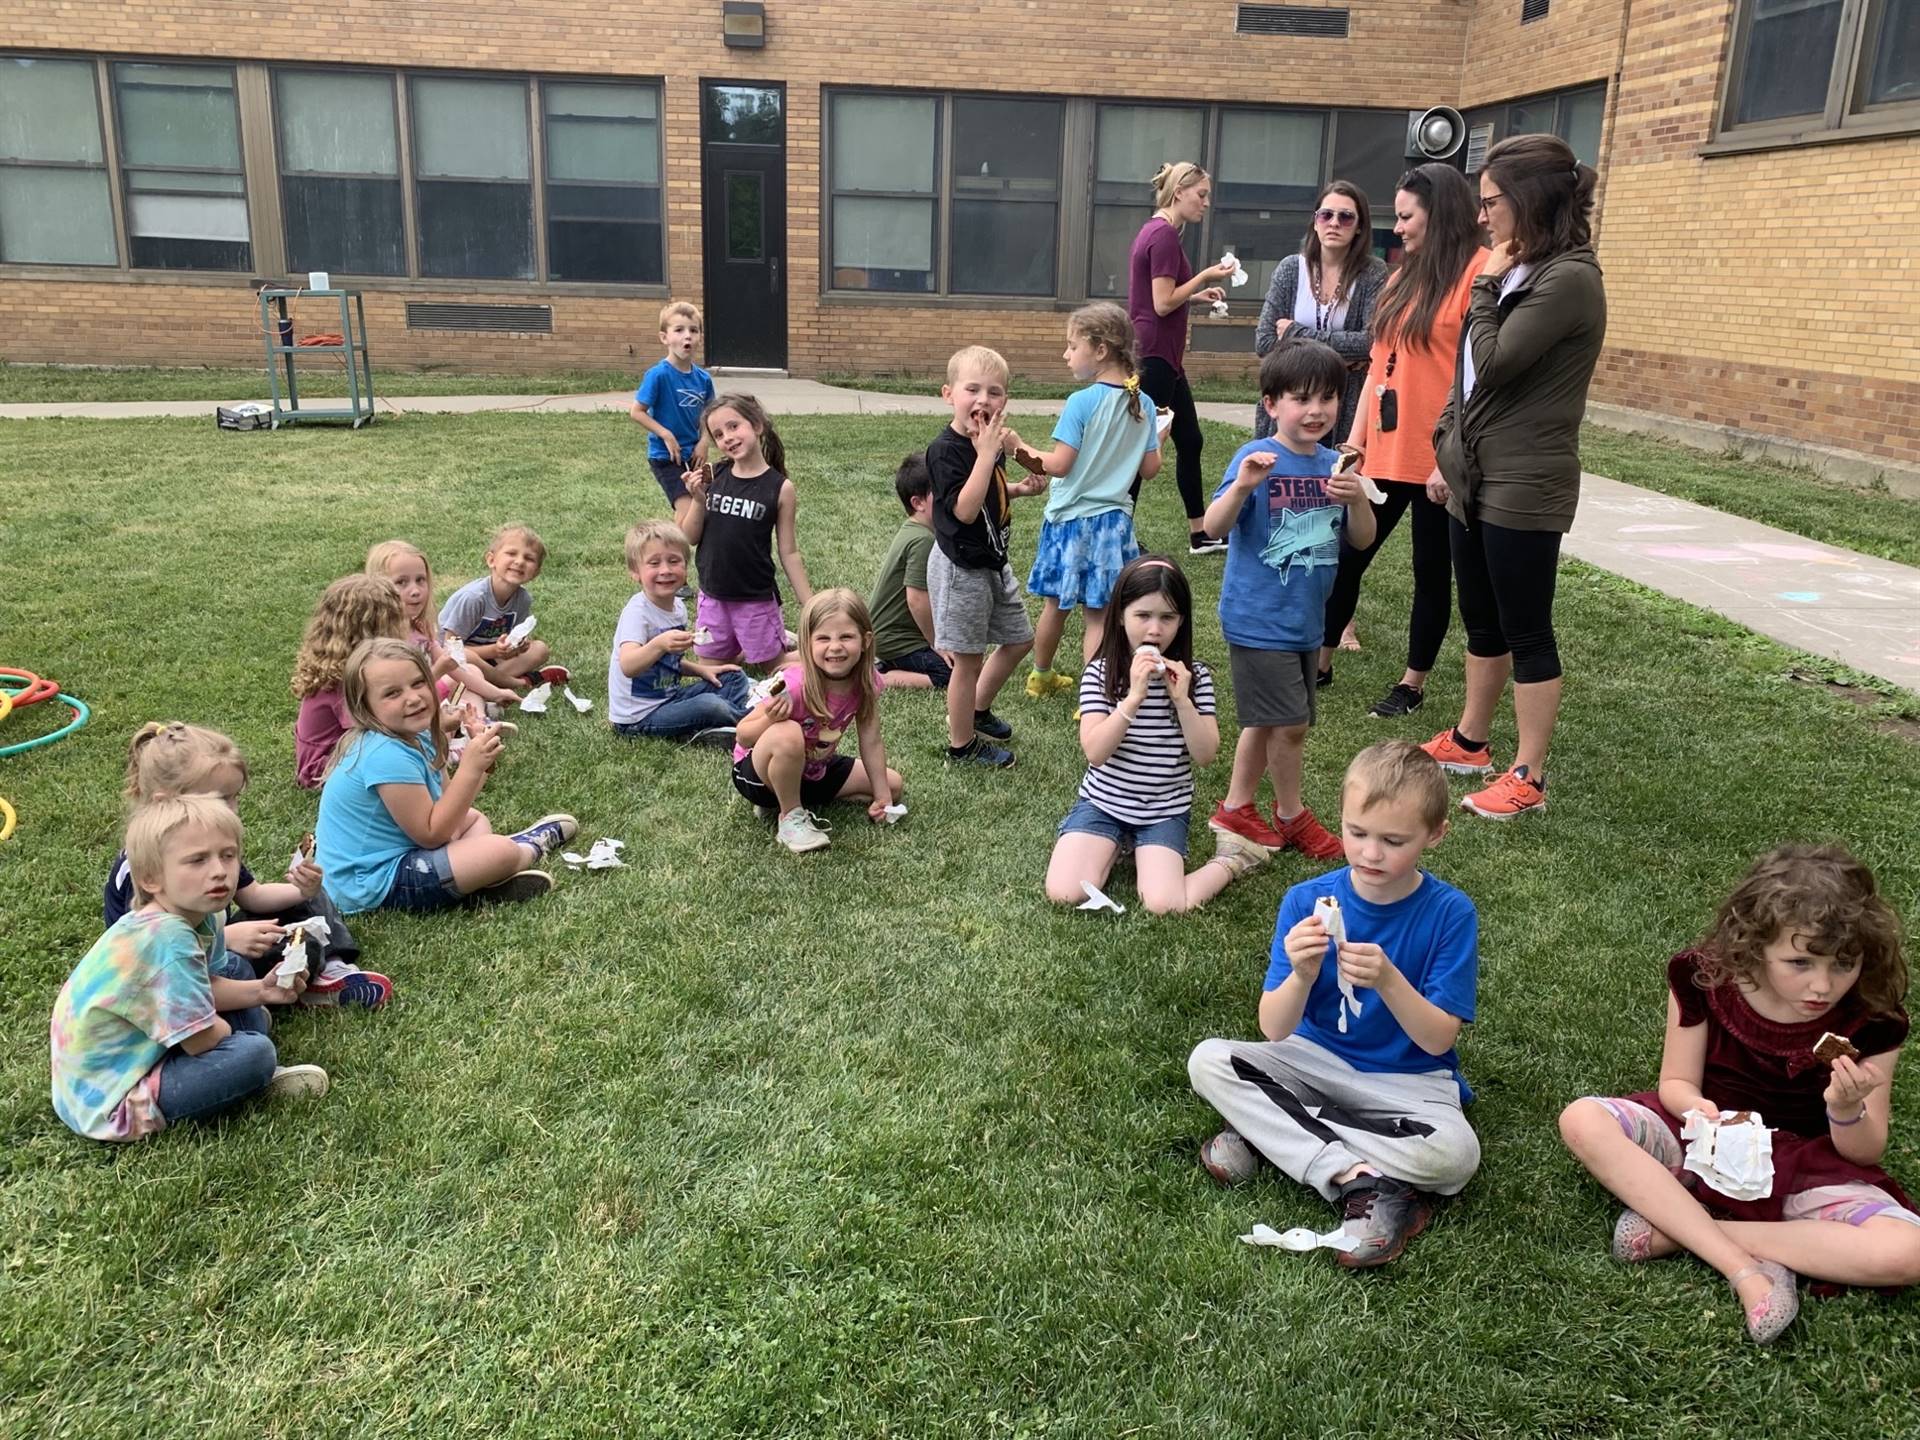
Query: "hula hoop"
0 692 89 759
0 692 10 726
0 796 14 842
0 668 57 707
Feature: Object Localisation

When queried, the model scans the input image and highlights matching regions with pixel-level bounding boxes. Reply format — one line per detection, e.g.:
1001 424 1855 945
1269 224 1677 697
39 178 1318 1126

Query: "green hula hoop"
0 692 89 758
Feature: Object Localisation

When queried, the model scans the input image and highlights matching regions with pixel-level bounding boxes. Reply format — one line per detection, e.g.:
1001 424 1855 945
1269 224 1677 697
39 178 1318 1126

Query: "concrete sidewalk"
3 379 1915 691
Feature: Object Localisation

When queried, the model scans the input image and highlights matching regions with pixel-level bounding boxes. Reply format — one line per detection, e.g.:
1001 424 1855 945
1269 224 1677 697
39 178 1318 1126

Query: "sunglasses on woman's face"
1315 208 1359 226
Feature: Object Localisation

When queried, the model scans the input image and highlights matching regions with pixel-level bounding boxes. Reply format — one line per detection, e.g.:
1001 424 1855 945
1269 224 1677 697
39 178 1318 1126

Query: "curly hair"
1694 843 1909 1017
291 573 408 698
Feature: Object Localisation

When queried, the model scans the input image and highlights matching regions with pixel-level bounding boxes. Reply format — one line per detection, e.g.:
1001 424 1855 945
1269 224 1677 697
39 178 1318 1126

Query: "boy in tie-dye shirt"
51 796 327 1141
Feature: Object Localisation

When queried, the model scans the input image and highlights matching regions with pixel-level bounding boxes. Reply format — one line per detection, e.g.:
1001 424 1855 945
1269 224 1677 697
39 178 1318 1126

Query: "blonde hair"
124 721 248 802
659 300 702 331
291 574 409 698
797 588 879 731
365 539 435 629
336 637 451 775
125 794 244 905
1342 740 1450 833
1068 301 1144 422
1151 161 1209 217
625 519 691 571
487 523 547 567
945 345 1011 387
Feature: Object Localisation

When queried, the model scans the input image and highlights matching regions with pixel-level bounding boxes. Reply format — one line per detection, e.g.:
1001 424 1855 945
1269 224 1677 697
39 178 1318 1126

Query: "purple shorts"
696 593 786 665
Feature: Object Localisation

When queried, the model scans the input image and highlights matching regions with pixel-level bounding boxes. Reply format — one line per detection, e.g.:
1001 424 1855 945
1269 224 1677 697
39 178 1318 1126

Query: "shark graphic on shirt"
1259 504 1342 583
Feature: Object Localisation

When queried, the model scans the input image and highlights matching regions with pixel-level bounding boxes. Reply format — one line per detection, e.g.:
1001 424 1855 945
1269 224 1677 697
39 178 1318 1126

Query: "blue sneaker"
338 971 393 1009
972 709 1013 741
510 813 578 859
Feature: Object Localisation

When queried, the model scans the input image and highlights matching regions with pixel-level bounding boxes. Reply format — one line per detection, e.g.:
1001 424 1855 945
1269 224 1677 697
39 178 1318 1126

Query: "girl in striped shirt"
1043 556 1270 914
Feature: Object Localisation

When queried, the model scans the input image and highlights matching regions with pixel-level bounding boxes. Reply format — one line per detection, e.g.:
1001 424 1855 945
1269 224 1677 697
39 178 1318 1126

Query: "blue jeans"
383 844 463 912
614 671 752 740
1057 796 1190 855
156 953 277 1125
876 646 952 688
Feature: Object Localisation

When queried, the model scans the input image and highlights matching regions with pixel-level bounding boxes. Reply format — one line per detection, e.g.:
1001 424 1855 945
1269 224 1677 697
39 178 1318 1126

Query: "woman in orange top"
1321 163 1488 719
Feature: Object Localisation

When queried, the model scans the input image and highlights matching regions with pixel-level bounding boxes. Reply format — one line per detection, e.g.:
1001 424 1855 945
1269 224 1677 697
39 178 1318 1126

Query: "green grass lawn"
3 413 1918 1437
0 362 640 402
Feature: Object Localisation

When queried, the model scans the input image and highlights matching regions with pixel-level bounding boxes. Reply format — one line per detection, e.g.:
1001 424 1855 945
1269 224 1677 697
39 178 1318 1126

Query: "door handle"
769 256 780 291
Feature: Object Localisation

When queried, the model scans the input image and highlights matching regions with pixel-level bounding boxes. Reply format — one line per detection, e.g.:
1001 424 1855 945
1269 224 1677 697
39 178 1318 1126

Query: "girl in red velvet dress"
1559 844 1915 1344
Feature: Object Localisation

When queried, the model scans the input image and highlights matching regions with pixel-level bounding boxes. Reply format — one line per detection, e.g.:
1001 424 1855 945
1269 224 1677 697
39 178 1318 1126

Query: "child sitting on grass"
293 572 410 788
1188 740 1479 1268
436 524 561 693
1558 844 1917 1346
731 589 902 855
53 795 329 1141
316 639 576 913
609 519 750 745
107 721 389 1008
365 539 519 725
1042 556 1264 915
867 455 950 691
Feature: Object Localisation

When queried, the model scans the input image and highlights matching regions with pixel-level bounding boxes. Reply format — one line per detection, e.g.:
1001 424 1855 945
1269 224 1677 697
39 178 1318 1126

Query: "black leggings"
1448 516 1564 684
1139 355 1205 522
1321 483 1453 672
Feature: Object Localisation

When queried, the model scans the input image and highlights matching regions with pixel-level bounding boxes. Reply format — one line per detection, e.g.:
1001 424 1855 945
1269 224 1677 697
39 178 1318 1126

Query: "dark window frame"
271 66 407 277
540 76 665 286
111 59 253 273
824 88 946 295
0 54 119 267
1709 0 1920 153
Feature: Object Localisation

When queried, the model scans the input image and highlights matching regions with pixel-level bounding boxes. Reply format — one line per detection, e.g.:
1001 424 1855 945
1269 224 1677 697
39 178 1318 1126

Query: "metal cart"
259 288 375 428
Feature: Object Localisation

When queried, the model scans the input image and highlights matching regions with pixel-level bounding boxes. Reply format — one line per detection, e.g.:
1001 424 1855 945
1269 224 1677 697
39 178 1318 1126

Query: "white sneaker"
267 1064 329 1101
775 807 831 853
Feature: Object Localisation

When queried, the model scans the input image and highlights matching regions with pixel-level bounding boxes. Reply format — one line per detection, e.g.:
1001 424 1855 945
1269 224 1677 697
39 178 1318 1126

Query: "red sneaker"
1421 727 1495 776
1276 806 1343 861
537 665 571 686
1208 802 1286 852
1461 765 1546 819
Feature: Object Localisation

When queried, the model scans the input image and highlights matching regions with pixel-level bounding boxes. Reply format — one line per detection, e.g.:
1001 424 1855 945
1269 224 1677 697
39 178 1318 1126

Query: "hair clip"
1123 373 1140 394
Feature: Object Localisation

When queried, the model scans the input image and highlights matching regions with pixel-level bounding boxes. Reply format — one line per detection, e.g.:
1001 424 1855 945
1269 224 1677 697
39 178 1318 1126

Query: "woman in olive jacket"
1422 133 1606 820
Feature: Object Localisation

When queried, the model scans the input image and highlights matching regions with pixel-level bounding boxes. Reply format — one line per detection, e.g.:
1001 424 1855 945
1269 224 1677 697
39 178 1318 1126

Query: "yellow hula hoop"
0 691 12 726
0 796 14 842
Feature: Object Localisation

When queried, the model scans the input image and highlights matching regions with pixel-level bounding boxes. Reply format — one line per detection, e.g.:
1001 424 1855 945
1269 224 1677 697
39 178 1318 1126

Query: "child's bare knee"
1143 890 1188 916
1045 877 1083 907
1557 1097 1612 1151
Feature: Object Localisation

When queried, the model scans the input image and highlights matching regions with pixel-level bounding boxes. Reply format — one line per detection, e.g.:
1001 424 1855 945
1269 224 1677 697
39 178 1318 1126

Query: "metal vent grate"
1236 5 1350 37
1464 123 1496 174
405 302 554 334
1522 0 1549 21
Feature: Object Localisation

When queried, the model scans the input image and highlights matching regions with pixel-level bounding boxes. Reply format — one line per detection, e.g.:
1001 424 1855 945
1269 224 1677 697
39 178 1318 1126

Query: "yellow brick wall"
1457 0 1624 108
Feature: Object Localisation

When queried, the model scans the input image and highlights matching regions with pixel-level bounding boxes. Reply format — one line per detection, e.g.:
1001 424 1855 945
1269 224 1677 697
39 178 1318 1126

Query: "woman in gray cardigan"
1252 181 1388 447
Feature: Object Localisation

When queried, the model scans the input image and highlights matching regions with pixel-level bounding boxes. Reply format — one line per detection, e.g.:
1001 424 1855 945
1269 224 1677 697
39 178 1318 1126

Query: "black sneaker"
973 709 1013 741
1368 683 1426 719
1334 1175 1434 1269
947 736 1015 768
1316 665 1334 690
687 726 736 749
1188 535 1228 556
470 870 555 906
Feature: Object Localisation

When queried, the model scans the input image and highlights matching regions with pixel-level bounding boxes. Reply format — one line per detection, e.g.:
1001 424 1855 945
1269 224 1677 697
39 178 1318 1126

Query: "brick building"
2 0 1916 470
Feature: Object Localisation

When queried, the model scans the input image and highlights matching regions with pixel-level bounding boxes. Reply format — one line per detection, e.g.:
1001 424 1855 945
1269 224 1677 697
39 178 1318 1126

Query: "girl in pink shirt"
292 573 408 787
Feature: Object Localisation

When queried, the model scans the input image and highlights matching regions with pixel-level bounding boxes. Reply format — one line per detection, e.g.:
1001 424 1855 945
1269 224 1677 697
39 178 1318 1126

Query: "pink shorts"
696 593 786 665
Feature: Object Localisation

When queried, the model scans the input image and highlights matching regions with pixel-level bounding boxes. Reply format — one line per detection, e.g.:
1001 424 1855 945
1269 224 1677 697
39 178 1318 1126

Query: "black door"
701 83 786 369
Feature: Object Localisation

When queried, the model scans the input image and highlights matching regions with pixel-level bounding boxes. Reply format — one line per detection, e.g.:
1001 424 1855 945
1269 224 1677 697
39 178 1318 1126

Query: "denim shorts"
1057 796 1189 855
383 844 463 912
649 455 690 505
876 646 952 688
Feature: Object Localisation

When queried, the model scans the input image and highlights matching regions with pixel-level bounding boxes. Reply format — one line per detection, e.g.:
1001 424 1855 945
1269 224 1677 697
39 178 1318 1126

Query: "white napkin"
1210 299 1230 317
1314 896 1362 1033
1155 407 1174 440
444 635 468 667
1681 1110 1774 1201
505 615 537 646
561 837 627 871
1078 880 1125 915
563 685 593 713
1219 252 1249 288
882 803 908 824
519 682 552 714
1239 1222 1360 1254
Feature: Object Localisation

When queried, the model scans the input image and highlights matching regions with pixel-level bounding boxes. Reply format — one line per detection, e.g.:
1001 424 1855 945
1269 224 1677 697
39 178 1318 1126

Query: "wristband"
1827 1107 1866 1126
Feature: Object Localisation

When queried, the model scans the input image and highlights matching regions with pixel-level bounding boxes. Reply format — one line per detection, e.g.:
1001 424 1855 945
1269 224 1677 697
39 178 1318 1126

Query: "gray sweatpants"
1188 1033 1480 1201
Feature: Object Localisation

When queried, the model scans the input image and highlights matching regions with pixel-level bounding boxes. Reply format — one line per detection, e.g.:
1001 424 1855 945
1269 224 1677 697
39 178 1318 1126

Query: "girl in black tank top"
681 395 814 607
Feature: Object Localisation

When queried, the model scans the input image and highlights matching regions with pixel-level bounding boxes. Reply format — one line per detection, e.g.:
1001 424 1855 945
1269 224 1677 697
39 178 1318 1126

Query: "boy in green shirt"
868 455 951 690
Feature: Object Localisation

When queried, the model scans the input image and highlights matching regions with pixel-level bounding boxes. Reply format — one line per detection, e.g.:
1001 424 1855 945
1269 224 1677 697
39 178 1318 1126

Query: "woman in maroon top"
1559 845 1917 1345
1127 161 1238 554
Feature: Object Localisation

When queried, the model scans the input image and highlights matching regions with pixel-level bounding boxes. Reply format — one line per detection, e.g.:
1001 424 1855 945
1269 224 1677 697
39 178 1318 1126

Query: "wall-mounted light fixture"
723 1 766 47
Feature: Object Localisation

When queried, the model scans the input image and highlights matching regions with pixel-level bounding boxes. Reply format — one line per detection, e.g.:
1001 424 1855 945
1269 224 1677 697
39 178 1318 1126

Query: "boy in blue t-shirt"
1188 740 1480 1268
629 300 716 531
1200 341 1376 862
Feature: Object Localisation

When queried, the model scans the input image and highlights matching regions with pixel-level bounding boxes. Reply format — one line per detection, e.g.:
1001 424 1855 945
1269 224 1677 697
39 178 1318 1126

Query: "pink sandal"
1611 1209 1663 1263
1731 1260 1799 1345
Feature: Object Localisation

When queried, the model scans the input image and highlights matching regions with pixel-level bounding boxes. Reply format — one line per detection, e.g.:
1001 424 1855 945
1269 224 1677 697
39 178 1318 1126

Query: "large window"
950 97 1061 296
275 70 404 276
113 62 250 271
1718 0 1920 143
1212 109 1324 299
544 81 662 284
1464 84 1607 171
0 57 116 265
411 75 533 279
1089 105 1204 297
829 93 939 292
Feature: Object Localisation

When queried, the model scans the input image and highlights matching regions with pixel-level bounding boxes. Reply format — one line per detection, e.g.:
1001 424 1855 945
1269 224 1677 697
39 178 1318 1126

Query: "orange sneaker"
1276 806 1344 861
1209 802 1286 852
1461 765 1546 819
1421 727 1495 776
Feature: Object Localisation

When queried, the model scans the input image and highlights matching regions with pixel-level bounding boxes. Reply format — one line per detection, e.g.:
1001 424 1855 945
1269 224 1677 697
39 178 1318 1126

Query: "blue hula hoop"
0 692 89 758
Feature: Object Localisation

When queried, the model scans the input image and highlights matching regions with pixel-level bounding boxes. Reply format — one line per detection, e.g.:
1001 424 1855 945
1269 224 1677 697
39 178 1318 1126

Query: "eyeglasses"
1315 208 1359 226
1477 193 1506 213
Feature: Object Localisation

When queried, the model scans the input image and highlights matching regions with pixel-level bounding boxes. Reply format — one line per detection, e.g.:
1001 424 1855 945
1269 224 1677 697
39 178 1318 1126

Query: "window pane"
547 82 660 183
830 195 934 290
277 71 397 174
726 171 764 260
832 94 935 192
0 168 116 263
1507 100 1555 136
1214 208 1312 300
1089 202 1200 298
1216 110 1322 207
418 180 533 278
547 184 659 222
549 81 657 121
284 175 405 274
1559 87 1606 165
704 85 781 144
126 169 246 194
951 97 1061 194
1331 110 1407 224
549 219 661 283
1095 105 1206 190
413 76 530 179
0 57 104 164
1867 0 1920 104
1737 0 1844 122
951 198 1056 295
115 63 241 170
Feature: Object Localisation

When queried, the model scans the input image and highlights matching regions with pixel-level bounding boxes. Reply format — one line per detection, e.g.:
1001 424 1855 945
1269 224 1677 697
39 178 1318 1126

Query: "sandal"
1611 1208 1662 1263
1731 1260 1799 1345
